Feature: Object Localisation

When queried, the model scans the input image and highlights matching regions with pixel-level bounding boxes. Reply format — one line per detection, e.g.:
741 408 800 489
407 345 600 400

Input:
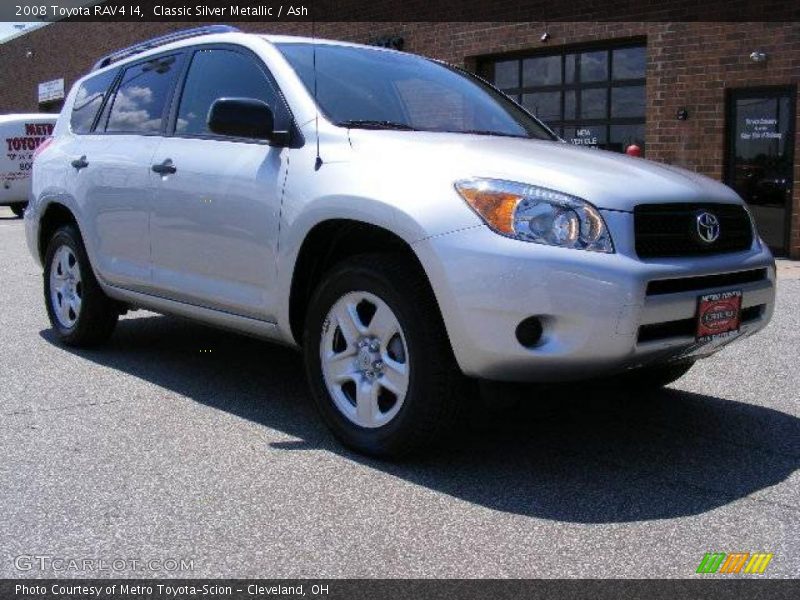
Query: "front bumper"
413 211 775 382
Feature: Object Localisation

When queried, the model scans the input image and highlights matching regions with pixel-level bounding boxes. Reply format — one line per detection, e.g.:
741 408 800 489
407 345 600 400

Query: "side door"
58 67 117 271
150 46 292 321
75 53 184 292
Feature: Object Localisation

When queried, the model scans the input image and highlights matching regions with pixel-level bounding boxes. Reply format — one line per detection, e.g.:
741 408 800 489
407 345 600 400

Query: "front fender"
274 191 430 343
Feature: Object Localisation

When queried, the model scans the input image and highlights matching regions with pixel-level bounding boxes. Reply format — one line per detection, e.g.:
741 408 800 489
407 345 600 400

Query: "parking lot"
1 206 798 578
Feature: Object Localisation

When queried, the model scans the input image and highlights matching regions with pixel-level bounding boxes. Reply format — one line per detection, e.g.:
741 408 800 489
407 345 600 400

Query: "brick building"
0 20 798 256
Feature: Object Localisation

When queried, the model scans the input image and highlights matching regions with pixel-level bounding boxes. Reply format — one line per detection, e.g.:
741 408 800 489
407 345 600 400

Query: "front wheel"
304 254 467 458
10 203 25 218
43 224 119 346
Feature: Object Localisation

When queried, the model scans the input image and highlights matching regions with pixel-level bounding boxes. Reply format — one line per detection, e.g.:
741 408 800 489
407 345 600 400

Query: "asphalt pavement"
1 206 798 578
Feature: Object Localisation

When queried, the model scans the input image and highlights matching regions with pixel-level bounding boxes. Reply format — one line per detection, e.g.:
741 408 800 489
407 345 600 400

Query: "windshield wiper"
458 129 529 139
336 119 416 131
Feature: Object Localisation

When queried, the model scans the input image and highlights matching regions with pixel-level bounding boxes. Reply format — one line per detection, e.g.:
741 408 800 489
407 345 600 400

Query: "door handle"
152 159 176 175
71 155 88 170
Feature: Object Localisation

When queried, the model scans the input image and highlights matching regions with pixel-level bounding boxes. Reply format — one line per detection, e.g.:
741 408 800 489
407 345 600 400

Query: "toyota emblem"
695 211 721 243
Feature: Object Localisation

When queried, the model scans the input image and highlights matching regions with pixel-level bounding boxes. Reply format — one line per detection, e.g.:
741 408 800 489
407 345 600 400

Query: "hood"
347 130 742 212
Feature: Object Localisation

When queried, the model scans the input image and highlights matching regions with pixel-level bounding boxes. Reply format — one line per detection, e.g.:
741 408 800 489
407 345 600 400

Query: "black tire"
303 253 467 458
615 361 695 390
43 224 118 346
10 203 25 218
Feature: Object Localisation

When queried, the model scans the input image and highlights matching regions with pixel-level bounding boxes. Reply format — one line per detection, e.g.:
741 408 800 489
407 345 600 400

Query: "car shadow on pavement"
41 313 800 524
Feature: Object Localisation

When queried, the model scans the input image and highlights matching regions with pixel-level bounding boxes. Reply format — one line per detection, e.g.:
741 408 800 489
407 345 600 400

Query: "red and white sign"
696 290 743 343
1 115 58 205
4 121 54 180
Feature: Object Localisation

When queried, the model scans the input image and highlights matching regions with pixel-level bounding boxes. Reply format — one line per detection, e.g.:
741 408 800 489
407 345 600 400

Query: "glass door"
726 87 796 256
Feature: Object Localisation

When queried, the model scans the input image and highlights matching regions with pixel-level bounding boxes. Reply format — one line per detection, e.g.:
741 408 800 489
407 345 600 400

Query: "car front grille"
645 268 768 296
634 203 753 259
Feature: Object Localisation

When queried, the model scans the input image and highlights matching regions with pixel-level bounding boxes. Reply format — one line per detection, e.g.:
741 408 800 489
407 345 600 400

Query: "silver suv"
27 26 776 456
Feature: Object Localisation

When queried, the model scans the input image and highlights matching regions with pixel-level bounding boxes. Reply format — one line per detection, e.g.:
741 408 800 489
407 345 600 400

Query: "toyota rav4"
27 26 776 457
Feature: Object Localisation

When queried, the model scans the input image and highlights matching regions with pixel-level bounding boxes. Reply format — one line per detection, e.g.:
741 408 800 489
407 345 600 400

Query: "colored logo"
696 552 773 574
696 290 742 343
695 211 721 243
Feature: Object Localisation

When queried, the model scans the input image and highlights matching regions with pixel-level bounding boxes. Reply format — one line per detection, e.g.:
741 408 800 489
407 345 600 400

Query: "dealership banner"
2 0 800 22
4 580 800 600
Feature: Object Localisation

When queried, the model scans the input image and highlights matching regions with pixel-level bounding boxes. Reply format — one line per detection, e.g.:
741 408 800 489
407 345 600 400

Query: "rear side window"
70 69 117 134
175 48 284 137
105 54 182 134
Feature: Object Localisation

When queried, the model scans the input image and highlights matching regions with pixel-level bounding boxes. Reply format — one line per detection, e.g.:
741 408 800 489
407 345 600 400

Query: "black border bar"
4 579 800 600
2 0 800 22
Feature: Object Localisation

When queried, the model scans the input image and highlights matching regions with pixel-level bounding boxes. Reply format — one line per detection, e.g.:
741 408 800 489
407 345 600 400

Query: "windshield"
275 42 556 140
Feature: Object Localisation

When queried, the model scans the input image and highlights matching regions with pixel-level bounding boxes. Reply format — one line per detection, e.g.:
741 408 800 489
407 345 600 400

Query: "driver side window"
175 48 284 137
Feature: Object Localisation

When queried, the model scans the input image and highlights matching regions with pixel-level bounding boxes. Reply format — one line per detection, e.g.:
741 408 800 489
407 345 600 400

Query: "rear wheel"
43 224 118 346
304 254 467 458
10 203 25 218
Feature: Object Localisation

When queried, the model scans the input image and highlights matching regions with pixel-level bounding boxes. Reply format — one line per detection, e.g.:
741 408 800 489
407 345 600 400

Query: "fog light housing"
516 316 543 348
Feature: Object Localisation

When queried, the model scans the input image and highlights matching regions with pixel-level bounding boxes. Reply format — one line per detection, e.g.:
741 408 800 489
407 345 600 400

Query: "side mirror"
207 97 288 144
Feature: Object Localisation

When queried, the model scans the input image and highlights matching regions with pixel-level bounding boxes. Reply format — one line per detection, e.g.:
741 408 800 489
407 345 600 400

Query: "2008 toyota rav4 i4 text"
27 26 776 457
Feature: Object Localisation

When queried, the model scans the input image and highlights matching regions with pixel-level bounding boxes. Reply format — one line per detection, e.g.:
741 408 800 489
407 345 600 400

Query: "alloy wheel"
49 245 82 328
320 291 410 428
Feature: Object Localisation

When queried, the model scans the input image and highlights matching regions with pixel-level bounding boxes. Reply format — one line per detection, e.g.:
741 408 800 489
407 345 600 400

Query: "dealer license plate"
696 290 742 343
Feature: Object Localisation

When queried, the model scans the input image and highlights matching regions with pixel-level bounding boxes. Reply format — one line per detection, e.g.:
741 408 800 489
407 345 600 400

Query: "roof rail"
91 25 241 71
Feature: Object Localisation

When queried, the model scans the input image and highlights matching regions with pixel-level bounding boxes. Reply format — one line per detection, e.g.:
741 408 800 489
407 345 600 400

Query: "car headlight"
454 178 614 253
